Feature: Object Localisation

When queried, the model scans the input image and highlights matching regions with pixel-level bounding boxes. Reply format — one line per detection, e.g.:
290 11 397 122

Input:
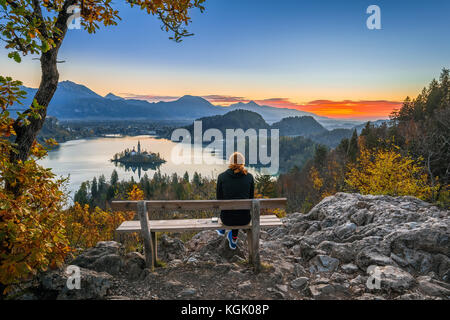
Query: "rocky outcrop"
266 193 449 299
158 234 186 262
38 267 113 300
13 193 448 300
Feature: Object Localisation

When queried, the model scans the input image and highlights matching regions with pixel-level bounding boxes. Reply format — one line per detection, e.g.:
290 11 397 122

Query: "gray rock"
294 264 307 277
309 283 349 300
276 284 288 293
238 280 252 291
125 251 146 280
310 255 340 273
90 254 124 276
291 277 309 291
417 277 450 298
376 266 416 293
350 209 374 226
185 230 217 251
267 287 285 299
356 249 395 269
350 275 367 286
267 269 284 284
39 267 112 300
186 256 198 264
158 234 186 261
71 241 125 276
178 287 197 298
277 260 295 273
341 263 359 274
334 223 357 239
330 244 355 263
358 293 386 300
395 293 428 300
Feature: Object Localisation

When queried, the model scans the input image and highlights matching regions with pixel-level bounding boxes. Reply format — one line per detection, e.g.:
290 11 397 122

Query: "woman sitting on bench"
216 152 255 250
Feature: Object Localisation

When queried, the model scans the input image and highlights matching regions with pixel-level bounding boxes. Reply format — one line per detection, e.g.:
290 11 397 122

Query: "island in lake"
111 141 166 177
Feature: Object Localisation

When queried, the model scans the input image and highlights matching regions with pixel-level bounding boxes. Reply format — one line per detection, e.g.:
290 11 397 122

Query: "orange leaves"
64 202 134 250
0 169 70 290
0 96 70 291
128 184 145 200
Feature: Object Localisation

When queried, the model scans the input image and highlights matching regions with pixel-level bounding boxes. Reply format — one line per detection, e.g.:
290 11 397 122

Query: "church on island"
111 141 166 171
128 141 142 157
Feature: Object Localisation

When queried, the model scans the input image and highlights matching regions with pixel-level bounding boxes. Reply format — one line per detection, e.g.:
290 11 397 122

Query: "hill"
186 109 270 134
271 116 327 137
310 128 353 148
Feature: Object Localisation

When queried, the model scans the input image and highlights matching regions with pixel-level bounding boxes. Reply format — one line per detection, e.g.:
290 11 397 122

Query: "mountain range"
15 80 365 130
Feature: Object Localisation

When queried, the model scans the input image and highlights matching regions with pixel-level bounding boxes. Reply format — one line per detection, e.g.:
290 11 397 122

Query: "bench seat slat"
116 215 283 233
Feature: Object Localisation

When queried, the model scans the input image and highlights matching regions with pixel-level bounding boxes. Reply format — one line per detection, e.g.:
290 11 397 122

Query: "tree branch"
31 0 49 39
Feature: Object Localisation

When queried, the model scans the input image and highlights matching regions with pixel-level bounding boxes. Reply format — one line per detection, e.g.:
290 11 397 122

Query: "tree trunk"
7 0 74 194
6 48 61 196
11 48 60 164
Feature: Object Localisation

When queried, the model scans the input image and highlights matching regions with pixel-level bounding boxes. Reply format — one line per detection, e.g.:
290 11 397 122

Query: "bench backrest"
111 198 287 211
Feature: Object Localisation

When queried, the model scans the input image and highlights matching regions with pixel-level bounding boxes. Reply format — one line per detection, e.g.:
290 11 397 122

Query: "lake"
39 135 261 201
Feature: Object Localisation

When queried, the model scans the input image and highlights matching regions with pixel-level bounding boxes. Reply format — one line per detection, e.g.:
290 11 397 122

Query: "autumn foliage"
346 145 439 201
0 77 141 292
63 203 135 250
1 99 70 292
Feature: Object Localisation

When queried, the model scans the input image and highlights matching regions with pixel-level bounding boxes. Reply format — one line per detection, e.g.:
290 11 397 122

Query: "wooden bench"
111 198 286 273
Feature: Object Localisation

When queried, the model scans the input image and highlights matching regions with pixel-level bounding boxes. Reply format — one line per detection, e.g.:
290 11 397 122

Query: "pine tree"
347 129 359 162
91 177 98 199
193 172 201 187
110 170 119 186
74 182 89 205
313 145 328 169
183 171 190 183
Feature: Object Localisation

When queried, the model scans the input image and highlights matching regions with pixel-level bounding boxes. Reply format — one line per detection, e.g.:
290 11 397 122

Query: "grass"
260 261 275 272
155 259 167 268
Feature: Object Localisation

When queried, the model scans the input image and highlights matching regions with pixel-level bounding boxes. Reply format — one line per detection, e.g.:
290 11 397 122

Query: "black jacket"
216 169 254 217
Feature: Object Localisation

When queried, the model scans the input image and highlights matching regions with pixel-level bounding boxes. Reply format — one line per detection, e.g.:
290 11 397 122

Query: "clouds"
122 94 180 103
200 95 246 104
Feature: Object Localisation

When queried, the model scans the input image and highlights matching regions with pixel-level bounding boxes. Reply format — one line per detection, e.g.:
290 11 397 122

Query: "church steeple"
137 140 141 154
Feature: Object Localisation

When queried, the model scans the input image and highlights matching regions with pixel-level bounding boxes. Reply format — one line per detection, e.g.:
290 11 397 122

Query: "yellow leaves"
0 136 70 291
309 167 323 191
128 184 144 200
272 208 286 219
44 138 58 147
64 201 134 250
346 145 440 201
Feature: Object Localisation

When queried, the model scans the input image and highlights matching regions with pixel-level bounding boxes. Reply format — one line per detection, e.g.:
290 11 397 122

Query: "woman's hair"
228 152 248 175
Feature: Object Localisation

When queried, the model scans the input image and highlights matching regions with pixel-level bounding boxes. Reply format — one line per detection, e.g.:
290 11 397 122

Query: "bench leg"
151 232 157 265
250 200 261 273
247 230 254 265
138 201 155 270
